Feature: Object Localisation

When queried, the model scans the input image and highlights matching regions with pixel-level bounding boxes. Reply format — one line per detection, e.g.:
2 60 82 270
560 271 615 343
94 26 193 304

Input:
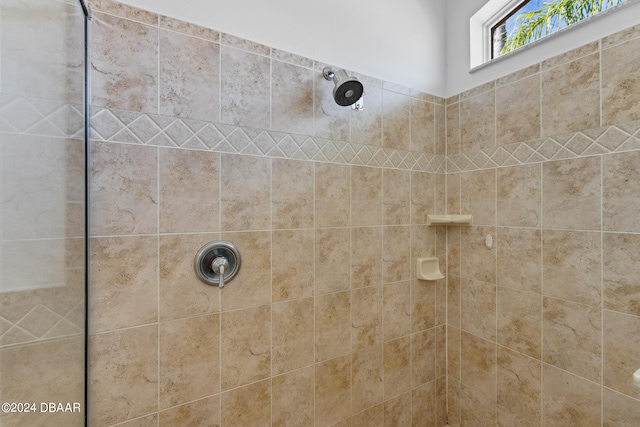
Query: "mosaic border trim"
448 120 640 173
89 107 446 173
2 96 639 174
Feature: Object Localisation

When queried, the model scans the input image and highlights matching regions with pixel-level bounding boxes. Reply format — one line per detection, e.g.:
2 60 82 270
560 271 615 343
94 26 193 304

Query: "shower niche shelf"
427 215 472 226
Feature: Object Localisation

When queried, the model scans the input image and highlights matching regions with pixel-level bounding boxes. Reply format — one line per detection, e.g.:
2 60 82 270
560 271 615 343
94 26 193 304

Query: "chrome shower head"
323 67 364 107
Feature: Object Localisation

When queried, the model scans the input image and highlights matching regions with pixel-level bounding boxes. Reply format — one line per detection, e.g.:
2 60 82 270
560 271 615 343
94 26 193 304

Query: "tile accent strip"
448 119 640 172
89 106 447 173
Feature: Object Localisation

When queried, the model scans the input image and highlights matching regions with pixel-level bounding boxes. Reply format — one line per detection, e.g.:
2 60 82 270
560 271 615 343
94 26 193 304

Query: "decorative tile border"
448 120 640 173
89 106 447 173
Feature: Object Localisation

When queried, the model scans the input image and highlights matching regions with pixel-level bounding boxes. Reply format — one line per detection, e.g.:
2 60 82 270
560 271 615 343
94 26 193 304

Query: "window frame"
470 0 638 70
490 0 531 59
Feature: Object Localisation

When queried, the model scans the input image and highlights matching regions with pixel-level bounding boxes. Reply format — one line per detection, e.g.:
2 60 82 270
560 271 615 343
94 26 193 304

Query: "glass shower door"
0 0 88 426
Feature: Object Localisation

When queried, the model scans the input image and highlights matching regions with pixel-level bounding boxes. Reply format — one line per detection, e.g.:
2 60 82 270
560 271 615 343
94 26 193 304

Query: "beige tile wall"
446 23 640 427
86 0 640 425
87 1 447 426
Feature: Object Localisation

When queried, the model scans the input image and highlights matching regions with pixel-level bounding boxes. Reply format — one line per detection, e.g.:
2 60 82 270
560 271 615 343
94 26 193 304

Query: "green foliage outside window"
501 0 626 55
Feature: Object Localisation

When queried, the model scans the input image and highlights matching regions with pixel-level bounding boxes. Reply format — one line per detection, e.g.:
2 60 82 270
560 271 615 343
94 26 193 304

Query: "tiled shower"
2 0 640 425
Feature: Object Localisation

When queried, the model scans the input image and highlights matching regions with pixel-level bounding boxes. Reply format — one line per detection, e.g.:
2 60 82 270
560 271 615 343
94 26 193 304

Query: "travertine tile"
220 46 270 128
159 148 219 233
90 235 158 333
603 233 640 316
383 281 411 341
315 355 351 427
604 387 640 427
542 156 601 230
383 336 411 399
461 279 496 342
543 297 602 382
411 278 437 333
411 99 435 154
446 172 461 214
314 64 350 141
603 310 640 400
497 286 542 359
447 276 461 329
352 403 384 427
89 326 158 426
272 229 314 302
220 231 271 310
159 30 220 122
90 141 158 235
460 382 497 427
410 171 435 225
460 90 495 153
272 158 314 229
272 60 314 135
382 226 411 283
272 367 314 427
497 347 541 427
435 104 446 156
461 169 496 226
497 227 541 293
221 380 271 427
383 391 412 427
542 364 601 426
159 315 219 408
221 33 270 55
460 332 496 401
461 226 497 284
315 291 351 362
159 395 220 427
497 163 541 227
220 154 270 231
352 85 383 147
2 136 81 240
542 229 602 307
446 102 461 155
89 0 158 23
382 90 411 151
351 227 383 289
541 53 600 136
603 150 640 232
159 15 220 41
496 74 541 145
351 286 383 350
91 12 158 112
220 305 271 390
602 37 640 125
351 344 384 414
159 233 220 321
542 41 599 70
272 298 314 375
315 228 350 295
382 169 410 225
351 166 382 226
0 337 84 426
411 329 436 387
412 381 436 426
496 63 540 87
315 162 350 227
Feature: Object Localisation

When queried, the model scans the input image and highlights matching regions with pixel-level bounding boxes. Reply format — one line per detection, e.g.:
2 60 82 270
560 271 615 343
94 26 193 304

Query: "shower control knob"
211 257 229 288
194 241 241 288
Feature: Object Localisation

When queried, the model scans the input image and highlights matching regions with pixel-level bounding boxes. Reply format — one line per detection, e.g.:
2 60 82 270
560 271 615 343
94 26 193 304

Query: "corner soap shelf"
427 215 473 226
416 257 444 281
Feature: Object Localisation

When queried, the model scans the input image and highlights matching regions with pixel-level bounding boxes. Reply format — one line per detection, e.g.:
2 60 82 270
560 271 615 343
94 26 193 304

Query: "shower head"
323 67 364 107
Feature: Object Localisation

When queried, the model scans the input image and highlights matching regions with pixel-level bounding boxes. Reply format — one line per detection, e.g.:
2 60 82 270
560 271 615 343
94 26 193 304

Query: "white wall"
446 0 640 96
116 0 448 96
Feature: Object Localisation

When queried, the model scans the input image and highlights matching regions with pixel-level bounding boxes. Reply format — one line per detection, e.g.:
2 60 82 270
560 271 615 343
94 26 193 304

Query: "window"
470 0 631 68
492 0 627 59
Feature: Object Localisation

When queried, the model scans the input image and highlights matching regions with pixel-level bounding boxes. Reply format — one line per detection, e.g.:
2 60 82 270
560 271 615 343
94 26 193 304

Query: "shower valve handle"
211 257 229 289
